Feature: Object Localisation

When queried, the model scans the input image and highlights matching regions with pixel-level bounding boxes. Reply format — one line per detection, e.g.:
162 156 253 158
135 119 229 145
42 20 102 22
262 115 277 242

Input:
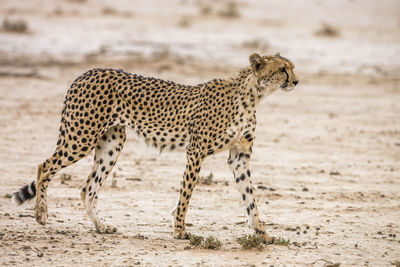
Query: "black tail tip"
12 181 36 205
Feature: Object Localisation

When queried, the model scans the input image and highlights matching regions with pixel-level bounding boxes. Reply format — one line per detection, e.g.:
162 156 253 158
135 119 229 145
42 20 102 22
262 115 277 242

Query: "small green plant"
189 235 222 249
199 172 213 185
189 235 204 247
274 237 290 246
61 173 72 181
203 236 222 249
236 234 264 250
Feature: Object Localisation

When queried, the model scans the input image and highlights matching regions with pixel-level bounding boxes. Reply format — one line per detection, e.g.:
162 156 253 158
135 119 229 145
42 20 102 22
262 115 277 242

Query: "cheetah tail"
12 181 36 205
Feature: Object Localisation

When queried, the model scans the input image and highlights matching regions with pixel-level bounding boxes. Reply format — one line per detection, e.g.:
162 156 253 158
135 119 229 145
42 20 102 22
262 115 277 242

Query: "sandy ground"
0 0 400 266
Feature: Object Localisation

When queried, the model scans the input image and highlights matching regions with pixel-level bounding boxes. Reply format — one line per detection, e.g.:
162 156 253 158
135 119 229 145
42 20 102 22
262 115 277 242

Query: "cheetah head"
249 53 298 95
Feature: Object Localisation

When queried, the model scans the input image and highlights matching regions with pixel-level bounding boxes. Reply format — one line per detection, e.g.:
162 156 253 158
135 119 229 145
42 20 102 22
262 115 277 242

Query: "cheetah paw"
173 229 191 239
35 202 48 226
96 224 118 234
261 233 276 244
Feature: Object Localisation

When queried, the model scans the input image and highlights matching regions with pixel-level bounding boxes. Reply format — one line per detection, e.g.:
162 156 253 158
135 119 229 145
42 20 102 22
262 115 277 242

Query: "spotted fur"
12 53 298 241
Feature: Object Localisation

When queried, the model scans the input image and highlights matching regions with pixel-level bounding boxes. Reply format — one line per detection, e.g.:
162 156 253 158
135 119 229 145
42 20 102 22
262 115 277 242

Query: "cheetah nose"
293 80 299 86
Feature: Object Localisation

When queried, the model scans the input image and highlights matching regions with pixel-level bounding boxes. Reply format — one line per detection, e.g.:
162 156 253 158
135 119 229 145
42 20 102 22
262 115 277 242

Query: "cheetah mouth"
280 83 294 92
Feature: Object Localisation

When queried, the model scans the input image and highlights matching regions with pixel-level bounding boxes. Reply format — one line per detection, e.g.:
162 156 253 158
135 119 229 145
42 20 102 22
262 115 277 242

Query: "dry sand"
0 0 399 266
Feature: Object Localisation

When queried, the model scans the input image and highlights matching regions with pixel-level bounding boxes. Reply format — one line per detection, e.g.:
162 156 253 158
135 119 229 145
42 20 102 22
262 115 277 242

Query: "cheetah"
12 53 298 243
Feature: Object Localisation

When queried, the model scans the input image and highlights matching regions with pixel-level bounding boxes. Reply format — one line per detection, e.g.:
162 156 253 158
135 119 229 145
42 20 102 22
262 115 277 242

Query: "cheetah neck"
229 68 264 107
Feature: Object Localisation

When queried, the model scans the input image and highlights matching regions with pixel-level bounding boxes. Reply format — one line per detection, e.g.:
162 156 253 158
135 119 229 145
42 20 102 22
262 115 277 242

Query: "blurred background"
0 0 399 77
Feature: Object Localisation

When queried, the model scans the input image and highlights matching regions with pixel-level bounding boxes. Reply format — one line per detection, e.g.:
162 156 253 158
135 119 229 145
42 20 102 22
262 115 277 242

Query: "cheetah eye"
280 67 286 72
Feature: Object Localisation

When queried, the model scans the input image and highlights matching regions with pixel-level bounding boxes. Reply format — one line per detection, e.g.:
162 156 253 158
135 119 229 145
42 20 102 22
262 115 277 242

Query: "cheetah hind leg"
35 143 92 225
82 126 126 234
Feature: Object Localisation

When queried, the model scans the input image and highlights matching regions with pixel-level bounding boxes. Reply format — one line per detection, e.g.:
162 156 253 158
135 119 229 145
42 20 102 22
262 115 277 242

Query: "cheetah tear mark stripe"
12 181 36 205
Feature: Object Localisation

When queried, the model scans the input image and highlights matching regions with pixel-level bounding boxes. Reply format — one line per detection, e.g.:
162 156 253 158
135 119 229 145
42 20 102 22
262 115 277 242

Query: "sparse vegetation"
67 0 87 3
101 6 132 17
189 235 222 249
236 234 265 250
60 173 72 184
274 237 291 246
111 172 118 188
196 1 240 18
315 23 339 37
199 172 214 185
198 4 212 16
3 18 28 33
177 16 191 28
218 1 240 18
61 173 72 181
102 6 117 15
311 259 341 267
203 236 222 249
189 234 204 247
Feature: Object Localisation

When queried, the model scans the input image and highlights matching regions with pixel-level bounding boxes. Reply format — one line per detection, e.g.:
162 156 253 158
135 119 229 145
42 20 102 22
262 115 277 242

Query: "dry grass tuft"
189 235 222 249
203 236 223 249
67 0 87 3
3 18 28 33
189 235 204 247
197 2 212 16
177 16 191 28
236 234 265 250
218 1 240 18
315 23 339 37
199 172 214 185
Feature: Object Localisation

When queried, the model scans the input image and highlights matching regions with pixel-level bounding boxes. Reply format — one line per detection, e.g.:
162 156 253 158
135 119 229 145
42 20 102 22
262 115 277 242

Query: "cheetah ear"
249 53 264 73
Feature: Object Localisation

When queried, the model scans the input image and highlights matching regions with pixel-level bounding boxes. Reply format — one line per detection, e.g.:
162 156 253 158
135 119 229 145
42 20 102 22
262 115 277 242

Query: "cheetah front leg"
228 137 275 244
172 149 205 239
